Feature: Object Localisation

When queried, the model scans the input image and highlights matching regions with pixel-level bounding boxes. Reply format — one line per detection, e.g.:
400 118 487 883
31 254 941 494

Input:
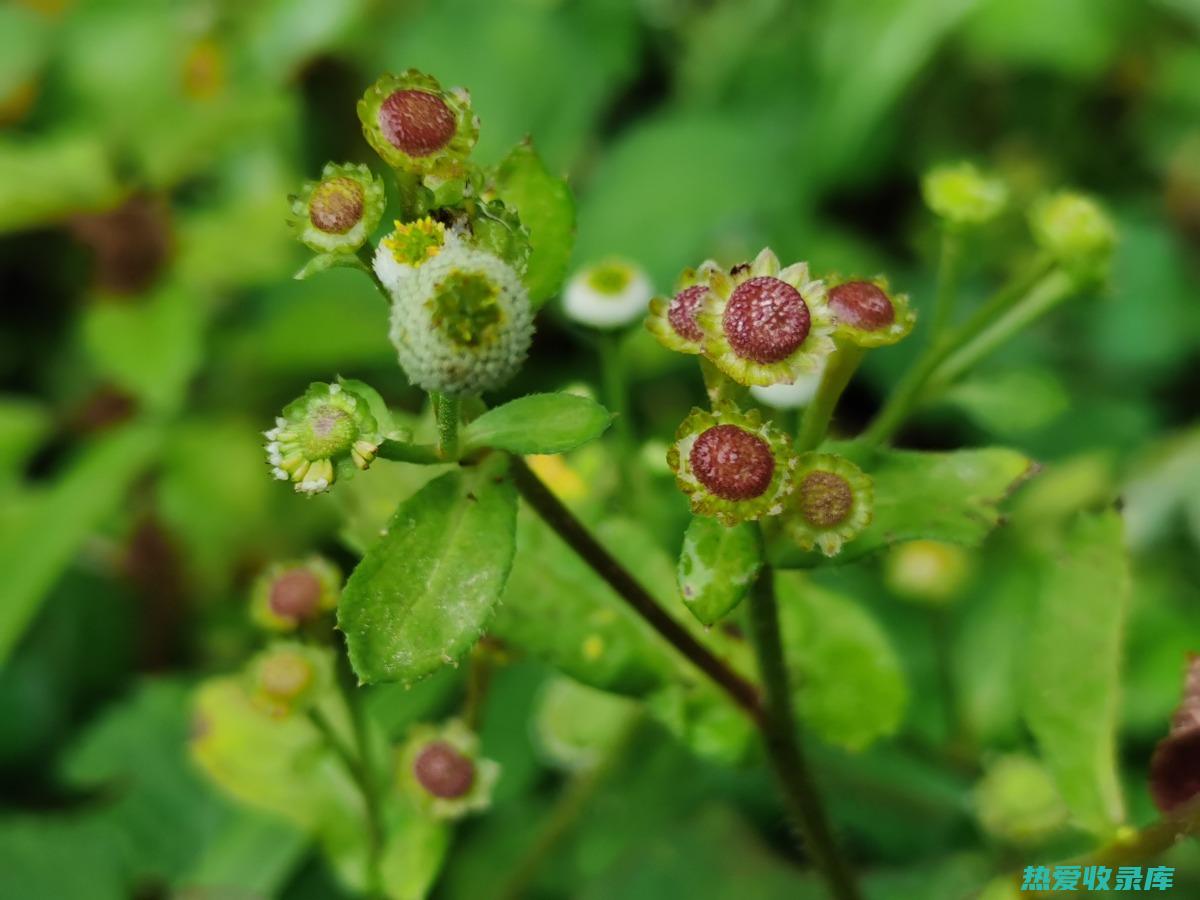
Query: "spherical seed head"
268 568 323 621
413 740 476 798
309 176 365 235
259 652 313 701
799 470 854 527
379 89 458 157
689 425 776 501
668 284 708 342
828 281 895 331
723 276 811 364
429 271 504 348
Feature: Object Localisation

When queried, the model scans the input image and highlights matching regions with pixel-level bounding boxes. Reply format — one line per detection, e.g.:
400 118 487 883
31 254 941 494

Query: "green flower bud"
564 258 653 329
825 276 915 348
783 453 873 557
250 557 341 632
696 248 835 386
974 755 1068 844
289 162 386 254
884 540 972 606
397 720 500 820
667 406 795 525
358 70 479 177
1029 190 1116 280
248 643 332 718
921 161 1008 226
265 381 380 495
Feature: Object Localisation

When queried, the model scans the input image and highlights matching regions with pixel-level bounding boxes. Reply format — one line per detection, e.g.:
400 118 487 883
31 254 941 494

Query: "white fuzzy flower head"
563 258 653 329
387 239 534 394
374 216 456 293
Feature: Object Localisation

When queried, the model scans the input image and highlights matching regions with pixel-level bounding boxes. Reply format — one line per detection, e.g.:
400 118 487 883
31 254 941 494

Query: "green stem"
434 393 461 460
928 227 964 342
796 344 864 452
746 558 862 900
376 439 443 465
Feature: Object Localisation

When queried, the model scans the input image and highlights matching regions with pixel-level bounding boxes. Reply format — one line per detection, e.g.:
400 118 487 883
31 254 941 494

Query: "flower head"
374 216 453 292
921 161 1008 226
884 540 972 606
1029 190 1116 280
397 720 500 820
564 258 653 329
645 261 722 355
358 70 478 177
696 249 834 386
265 382 380 495
250 557 341 631
667 406 795 525
387 240 534 394
825 276 915 348
783 453 873 556
248 643 332 718
289 162 385 254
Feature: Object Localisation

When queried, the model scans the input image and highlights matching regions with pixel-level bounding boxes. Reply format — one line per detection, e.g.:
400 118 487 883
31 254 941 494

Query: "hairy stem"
434 393 461 460
796 344 863 452
746 562 862 900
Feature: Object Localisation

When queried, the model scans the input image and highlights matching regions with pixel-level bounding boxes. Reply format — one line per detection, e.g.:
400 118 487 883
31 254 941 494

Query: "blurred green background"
1 0 1198 897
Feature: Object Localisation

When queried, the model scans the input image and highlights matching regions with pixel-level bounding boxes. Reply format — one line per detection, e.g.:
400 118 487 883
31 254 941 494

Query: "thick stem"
377 439 443 465
434 393 461 460
508 456 764 724
746 563 862 900
796 344 864 452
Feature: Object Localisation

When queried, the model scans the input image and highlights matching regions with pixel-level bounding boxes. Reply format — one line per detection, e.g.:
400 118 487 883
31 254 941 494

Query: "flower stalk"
796 343 863 452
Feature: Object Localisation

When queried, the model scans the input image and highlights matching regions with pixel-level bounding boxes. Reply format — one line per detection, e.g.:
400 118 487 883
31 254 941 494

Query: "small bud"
289 163 385 254
696 248 834 386
921 161 1008 226
1149 654 1200 815
563 258 653 329
784 453 873 556
358 70 479 176
974 755 1068 844
1029 190 1116 280
248 643 331 717
884 540 972 606
826 277 915 348
398 720 500 820
645 261 722 355
265 381 381 495
250 557 341 632
668 406 795 525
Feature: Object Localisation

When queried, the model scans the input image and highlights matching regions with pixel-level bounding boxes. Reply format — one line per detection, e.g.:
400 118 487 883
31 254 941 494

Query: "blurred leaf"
495 141 576 307
339 461 518 683
963 0 1130 78
777 573 908 751
677 517 762 626
0 5 50 96
376 803 450 900
0 421 161 665
238 0 372 82
463 393 610 455
534 675 640 771
180 812 308 897
646 682 756 766
0 136 123 234
0 815 125 900
0 396 50 486
1122 427 1200 550
941 368 1069 435
1023 509 1128 836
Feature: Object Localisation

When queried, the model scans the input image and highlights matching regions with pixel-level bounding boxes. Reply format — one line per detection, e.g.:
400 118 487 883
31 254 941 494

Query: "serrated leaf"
772 444 1034 567
1023 509 1129 836
462 393 611 455
776 573 908 751
495 140 575 307
677 517 762 626
339 461 518 683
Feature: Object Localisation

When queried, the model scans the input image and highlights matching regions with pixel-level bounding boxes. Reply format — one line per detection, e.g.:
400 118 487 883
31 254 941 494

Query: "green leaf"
941 368 1069 436
180 813 308 897
339 461 518 683
0 136 123 234
0 396 50 486
462 393 611 455
677 517 762 626
1023 509 1129 836
377 803 450 900
495 140 576 307
533 675 640 771
773 444 1034 567
776 573 908 751
0 422 161 665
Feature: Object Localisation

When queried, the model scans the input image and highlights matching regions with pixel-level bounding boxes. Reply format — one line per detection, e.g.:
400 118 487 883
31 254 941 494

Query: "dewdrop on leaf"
563 258 653 329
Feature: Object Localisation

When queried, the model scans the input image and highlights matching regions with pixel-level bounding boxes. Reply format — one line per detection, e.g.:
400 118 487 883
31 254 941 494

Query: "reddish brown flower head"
269 568 323 621
413 740 476 799
828 281 895 331
379 90 458 157
689 424 776 500
799 471 854 527
668 285 708 342
309 177 365 235
723 276 811 363
1150 730 1200 814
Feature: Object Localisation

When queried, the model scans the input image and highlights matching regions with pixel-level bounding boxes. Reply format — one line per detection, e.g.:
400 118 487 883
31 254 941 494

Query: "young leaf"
677 517 762 626
462 393 611 455
339 461 518 683
1023 509 1129 836
494 140 575 307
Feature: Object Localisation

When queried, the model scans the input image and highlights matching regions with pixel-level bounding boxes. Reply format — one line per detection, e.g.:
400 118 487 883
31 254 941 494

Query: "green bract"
783 452 873 557
667 406 795 525
265 382 380 495
1029 190 1117 280
289 162 385 254
696 248 835 386
825 275 915 348
397 720 500 820
250 556 342 631
921 161 1008 225
358 70 478 177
